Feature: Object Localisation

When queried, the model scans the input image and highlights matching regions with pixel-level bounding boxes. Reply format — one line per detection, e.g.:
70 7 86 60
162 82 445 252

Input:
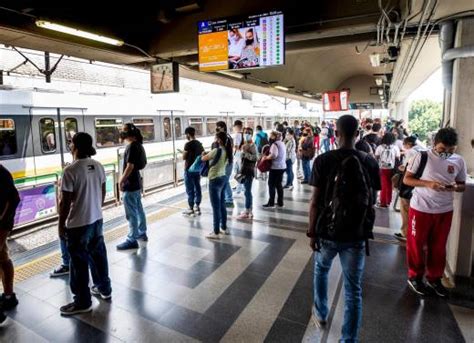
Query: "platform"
1 180 472 342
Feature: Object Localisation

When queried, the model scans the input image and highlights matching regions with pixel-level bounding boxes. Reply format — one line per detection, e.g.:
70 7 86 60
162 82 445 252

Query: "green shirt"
207 148 227 180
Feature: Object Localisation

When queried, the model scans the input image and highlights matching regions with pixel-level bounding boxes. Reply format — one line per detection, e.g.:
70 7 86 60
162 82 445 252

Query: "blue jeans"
302 159 311 182
60 237 70 267
323 138 331 152
285 159 294 186
243 176 253 211
184 171 202 209
66 219 111 307
224 163 233 203
123 190 147 243
209 176 227 234
314 240 365 343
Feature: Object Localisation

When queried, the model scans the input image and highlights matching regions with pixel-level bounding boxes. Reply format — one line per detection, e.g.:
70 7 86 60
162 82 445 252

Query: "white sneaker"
219 229 230 235
183 209 195 216
206 232 220 240
237 212 249 219
288 186 294 191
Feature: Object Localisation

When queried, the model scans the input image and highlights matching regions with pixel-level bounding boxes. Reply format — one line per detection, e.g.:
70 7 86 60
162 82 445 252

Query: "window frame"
174 117 182 139
94 117 123 148
132 117 156 142
163 117 172 141
189 117 204 137
64 117 78 152
206 117 218 136
39 117 57 154
0 118 18 157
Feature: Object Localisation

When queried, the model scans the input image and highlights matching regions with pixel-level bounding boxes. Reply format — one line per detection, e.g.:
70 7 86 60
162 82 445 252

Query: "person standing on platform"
215 121 234 207
262 131 287 208
375 132 400 208
237 127 258 219
0 164 20 323
59 132 112 316
299 128 315 184
182 127 204 217
404 128 466 297
202 132 232 239
116 123 148 250
320 121 330 153
283 128 297 190
307 115 380 342
232 120 245 195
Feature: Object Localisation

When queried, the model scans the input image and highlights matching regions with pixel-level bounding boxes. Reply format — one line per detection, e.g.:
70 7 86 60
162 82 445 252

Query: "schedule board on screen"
198 11 284 72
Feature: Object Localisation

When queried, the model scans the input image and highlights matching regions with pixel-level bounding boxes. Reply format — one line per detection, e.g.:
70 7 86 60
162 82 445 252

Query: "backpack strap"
414 151 428 179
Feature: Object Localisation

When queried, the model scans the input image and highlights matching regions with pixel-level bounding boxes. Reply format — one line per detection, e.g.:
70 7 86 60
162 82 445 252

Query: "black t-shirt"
184 139 204 170
310 149 381 211
0 165 20 231
123 142 145 192
364 133 381 147
355 140 373 154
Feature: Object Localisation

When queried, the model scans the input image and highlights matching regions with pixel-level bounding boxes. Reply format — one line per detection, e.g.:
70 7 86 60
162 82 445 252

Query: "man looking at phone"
403 128 467 297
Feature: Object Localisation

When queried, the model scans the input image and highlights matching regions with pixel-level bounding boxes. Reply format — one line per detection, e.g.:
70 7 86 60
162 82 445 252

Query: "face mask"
246 39 254 46
244 134 251 142
433 149 453 160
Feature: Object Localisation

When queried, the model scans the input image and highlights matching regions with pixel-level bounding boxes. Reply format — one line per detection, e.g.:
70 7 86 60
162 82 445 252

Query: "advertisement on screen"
14 183 57 226
198 11 284 72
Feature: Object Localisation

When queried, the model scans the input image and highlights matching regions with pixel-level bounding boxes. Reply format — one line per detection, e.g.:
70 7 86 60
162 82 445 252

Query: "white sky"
407 68 443 102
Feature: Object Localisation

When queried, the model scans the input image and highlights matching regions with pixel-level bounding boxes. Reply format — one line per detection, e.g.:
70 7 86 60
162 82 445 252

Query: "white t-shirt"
320 127 329 140
61 158 106 228
395 139 404 152
408 150 467 214
375 144 401 169
403 145 424 166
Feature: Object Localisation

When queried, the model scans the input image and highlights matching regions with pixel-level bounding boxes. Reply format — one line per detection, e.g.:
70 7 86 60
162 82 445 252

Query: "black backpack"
398 151 428 199
316 152 375 254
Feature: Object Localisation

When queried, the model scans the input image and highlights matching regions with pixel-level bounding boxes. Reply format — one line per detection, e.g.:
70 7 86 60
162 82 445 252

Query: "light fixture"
217 70 244 79
369 53 381 67
375 78 383 86
274 85 289 91
35 20 124 46
303 93 313 98
378 89 384 95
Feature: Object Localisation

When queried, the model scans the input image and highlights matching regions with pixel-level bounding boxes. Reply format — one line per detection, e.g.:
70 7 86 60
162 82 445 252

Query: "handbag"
201 148 222 177
188 156 203 173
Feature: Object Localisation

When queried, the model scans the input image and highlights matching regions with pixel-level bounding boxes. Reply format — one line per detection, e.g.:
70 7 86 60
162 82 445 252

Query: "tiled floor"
1 180 472 342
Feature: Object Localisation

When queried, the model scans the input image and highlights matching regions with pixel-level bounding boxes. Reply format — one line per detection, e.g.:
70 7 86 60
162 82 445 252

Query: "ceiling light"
369 53 381 67
375 78 383 86
274 85 289 91
303 93 313 98
217 70 244 79
35 20 124 46
378 89 384 95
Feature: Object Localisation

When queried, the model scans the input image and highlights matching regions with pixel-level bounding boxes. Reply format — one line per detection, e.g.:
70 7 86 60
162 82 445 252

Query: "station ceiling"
0 1 473 106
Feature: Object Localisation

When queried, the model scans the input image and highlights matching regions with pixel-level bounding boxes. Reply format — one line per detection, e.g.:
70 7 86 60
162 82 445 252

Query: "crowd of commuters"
0 113 467 343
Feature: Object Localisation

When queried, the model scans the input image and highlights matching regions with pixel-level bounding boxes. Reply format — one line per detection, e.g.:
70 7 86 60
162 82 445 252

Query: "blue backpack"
189 148 223 177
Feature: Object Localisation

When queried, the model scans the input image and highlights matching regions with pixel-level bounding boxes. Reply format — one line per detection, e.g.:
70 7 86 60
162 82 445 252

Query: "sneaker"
311 308 327 329
0 293 18 311
407 278 427 296
283 185 291 189
375 203 388 209
277 204 284 208
91 286 112 300
219 229 230 235
194 207 201 216
116 240 139 250
182 209 195 217
288 186 294 191
427 279 449 297
394 233 407 242
248 212 254 219
206 232 221 240
137 233 148 242
50 265 70 278
225 202 235 208
60 302 92 316
237 212 249 219
262 204 275 209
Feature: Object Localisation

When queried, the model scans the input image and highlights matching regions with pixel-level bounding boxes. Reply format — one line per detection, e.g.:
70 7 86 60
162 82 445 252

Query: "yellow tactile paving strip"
12 202 186 285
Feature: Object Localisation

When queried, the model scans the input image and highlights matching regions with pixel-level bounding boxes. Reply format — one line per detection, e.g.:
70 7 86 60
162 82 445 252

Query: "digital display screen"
198 11 284 72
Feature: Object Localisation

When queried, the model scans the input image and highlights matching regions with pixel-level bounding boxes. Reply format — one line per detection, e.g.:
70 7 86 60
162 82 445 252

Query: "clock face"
151 63 177 93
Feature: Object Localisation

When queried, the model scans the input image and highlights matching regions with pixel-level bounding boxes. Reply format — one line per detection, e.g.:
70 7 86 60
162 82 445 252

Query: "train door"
58 109 85 166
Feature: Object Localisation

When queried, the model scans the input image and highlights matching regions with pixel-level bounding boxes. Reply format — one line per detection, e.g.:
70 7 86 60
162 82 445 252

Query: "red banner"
323 90 350 111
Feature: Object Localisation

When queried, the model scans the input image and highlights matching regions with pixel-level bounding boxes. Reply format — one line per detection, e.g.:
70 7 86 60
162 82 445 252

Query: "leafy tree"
408 100 442 143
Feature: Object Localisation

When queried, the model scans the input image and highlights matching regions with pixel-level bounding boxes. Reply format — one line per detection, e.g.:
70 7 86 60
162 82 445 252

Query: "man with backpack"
307 115 380 342
182 127 204 217
298 128 315 184
375 133 400 208
403 128 467 297
116 123 148 250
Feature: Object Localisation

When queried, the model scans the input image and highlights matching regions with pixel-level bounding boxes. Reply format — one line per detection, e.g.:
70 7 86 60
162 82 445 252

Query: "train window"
189 118 203 137
163 117 171 141
265 118 273 130
64 118 78 151
95 118 123 148
174 118 182 139
206 118 217 135
0 119 17 156
39 118 57 153
133 118 155 142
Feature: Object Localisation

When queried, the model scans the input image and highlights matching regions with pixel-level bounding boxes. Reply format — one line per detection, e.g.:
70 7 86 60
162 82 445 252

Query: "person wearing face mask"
116 124 148 250
240 28 260 68
262 131 287 208
403 128 467 297
237 128 258 219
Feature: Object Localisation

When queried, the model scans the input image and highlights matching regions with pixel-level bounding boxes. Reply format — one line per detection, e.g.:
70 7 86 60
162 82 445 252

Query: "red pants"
407 208 453 281
313 136 320 151
379 169 393 206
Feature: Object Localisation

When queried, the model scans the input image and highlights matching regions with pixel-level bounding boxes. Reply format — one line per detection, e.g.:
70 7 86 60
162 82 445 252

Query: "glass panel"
64 118 78 151
95 118 122 148
0 119 17 156
246 117 255 130
163 117 171 141
133 118 155 142
206 118 217 135
189 118 203 137
265 118 273 130
39 118 56 153
174 118 182 139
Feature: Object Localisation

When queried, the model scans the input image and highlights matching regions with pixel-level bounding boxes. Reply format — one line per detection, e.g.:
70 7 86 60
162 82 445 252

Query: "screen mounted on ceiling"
198 11 284 72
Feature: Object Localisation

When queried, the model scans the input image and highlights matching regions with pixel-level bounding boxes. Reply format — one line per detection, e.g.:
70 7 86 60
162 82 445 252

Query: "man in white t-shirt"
403 128 467 297
233 120 245 194
58 132 111 316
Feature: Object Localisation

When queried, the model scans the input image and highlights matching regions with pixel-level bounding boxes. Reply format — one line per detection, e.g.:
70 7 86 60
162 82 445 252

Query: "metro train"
0 88 319 181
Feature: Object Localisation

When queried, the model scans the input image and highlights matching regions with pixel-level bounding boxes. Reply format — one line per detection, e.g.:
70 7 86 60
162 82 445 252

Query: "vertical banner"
323 90 350 112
